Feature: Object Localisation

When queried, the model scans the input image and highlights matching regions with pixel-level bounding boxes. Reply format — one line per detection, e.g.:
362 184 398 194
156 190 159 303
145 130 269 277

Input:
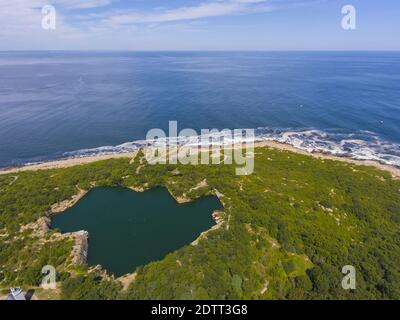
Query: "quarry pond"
52 187 222 276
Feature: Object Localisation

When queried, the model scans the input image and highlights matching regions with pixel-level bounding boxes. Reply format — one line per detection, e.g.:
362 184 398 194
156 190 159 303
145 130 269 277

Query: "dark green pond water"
51 187 221 277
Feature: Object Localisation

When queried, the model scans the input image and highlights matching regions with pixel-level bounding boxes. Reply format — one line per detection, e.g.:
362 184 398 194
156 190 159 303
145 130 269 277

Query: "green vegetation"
1 147 399 300
61 274 121 300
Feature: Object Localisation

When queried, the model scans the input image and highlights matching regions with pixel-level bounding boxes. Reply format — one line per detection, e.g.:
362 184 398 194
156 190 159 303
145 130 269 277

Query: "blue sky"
0 0 399 50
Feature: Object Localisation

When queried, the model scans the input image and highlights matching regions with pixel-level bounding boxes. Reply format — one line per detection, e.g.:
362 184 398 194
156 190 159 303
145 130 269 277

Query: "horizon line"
1 49 400 53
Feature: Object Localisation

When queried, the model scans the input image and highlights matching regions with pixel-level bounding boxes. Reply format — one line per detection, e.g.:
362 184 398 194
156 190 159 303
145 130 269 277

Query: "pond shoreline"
48 184 225 265
47 187 223 279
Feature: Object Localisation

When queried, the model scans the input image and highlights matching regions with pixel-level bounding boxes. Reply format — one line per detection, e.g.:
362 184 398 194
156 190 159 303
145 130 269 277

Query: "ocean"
0 51 399 168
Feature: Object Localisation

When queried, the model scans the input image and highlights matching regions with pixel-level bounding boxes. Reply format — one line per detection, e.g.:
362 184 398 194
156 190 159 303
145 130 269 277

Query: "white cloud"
55 0 113 10
0 0 316 50
105 0 271 26
0 0 269 37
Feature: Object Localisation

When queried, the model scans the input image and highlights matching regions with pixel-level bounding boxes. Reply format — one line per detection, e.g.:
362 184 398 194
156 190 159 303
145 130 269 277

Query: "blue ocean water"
0 51 399 168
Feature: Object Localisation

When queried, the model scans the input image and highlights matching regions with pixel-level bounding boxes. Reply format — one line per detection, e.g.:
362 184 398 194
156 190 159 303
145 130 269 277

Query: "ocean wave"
61 128 400 168
255 128 400 167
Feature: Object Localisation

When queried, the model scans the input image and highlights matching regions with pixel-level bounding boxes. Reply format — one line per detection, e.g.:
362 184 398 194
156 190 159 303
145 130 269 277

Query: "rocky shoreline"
191 209 226 246
64 230 89 265
50 187 88 214
23 215 89 266
1 142 399 178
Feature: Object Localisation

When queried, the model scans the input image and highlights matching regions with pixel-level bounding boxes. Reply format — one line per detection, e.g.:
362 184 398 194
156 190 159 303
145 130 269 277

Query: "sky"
0 0 399 51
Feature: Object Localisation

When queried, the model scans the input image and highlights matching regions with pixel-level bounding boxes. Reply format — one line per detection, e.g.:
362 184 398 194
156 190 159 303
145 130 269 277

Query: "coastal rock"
19 216 51 238
50 187 87 213
212 210 224 224
118 272 137 291
88 264 111 279
130 184 148 192
168 180 208 204
191 210 225 246
37 217 50 236
175 194 191 204
213 189 225 199
63 230 89 265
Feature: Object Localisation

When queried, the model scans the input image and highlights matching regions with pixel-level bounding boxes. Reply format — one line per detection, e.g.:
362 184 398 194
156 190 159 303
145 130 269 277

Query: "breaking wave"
255 128 400 167
62 128 400 168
